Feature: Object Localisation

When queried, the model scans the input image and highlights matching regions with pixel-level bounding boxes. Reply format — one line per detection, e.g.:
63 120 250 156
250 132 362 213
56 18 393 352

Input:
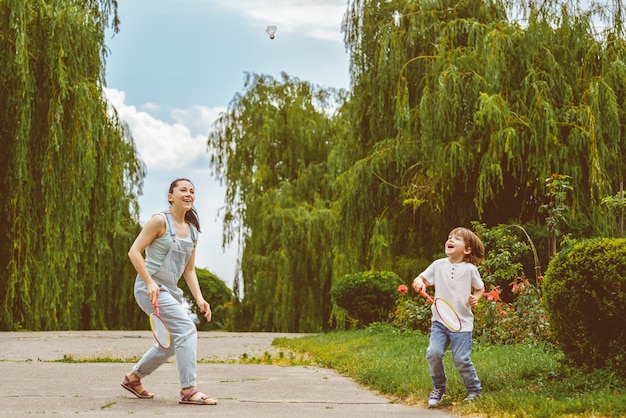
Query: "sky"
103 0 352 288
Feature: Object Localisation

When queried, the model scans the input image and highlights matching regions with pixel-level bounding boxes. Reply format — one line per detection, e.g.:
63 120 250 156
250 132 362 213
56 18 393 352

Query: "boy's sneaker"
464 392 481 401
428 387 445 407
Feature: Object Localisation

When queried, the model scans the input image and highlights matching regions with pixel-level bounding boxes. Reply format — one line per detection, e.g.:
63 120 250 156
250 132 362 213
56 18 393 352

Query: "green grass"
47 354 142 363
49 350 311 366
272 324 626 418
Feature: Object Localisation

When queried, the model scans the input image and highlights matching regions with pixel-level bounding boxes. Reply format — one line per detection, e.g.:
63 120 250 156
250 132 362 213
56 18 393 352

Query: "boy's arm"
469 286 485 307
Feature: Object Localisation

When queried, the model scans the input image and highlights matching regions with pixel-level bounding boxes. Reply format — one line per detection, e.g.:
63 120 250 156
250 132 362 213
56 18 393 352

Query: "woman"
121 178 217 405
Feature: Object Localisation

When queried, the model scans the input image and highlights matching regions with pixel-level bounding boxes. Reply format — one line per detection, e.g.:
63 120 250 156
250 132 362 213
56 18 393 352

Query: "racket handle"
419 288 435 304
154 298 160 316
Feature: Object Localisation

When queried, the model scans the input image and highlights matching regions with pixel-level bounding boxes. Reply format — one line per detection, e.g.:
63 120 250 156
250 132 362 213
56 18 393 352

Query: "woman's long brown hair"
168 178 201 233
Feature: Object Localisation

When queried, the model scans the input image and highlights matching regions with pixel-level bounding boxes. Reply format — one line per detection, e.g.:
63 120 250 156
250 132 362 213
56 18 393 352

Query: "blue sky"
104 0 351 287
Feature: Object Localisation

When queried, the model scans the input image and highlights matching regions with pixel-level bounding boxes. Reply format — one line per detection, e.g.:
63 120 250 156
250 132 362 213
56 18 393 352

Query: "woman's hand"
147 281 160 306
196 298 212 322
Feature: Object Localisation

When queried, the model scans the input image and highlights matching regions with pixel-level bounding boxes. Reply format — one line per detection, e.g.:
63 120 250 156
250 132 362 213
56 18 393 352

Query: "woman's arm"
182 246 212 322
128 214 165 305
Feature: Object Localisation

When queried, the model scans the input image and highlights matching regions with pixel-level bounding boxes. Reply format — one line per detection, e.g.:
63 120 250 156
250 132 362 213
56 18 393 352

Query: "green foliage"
335 0 626 279
473 222 532 291
207 0 626 333
390 288 432 333
541 174 573 232
543 238 626 369
392 255 430 284
474 277 550 345
471 223 550 345
541 173 574 255
208 73 341 332
601 186 625 238
0 0 144 330
330 271 403 326
177 268 233 331
601 193 626 211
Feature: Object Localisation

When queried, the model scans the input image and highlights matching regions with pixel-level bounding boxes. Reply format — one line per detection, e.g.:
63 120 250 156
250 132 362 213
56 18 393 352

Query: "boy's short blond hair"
449 227 485 265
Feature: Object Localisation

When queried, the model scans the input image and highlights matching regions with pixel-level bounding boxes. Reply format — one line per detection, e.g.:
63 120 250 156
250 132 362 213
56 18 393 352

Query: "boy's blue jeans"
426 321 481 394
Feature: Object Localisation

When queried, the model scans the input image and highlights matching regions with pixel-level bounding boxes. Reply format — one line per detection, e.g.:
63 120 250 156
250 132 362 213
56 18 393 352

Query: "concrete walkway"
0 331 453 417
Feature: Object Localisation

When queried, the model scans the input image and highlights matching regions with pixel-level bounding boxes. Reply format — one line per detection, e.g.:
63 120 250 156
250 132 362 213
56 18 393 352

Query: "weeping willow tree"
334 0 626 277
206 0 625 331
0 0 145 330
208 73 343 332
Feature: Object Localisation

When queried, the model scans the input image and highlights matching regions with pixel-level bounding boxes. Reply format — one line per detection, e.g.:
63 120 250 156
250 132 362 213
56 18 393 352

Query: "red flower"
485 285 502 301
486 290 500 301
397 284 408 294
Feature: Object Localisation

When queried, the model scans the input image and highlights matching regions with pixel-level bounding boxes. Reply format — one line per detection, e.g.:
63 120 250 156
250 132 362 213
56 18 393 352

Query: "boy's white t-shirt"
420 258 484 331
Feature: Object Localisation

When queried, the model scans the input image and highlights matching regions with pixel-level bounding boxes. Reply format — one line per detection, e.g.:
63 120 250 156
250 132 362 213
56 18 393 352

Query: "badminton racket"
418 288 462 332
149 298 170 349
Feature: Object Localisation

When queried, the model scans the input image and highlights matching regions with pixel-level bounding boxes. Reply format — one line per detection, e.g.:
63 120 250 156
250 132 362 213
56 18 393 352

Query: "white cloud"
170 105 225 137
141 102 161 113
104 87 224 170
104 87 238 285
212 0 347 42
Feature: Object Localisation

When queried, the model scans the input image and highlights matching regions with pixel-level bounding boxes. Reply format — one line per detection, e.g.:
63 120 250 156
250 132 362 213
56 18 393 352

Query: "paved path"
0 331 452 417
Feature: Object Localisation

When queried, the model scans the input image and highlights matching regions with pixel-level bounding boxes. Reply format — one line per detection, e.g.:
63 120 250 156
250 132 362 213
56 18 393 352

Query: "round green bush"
543 238 626 369
330 270 403 326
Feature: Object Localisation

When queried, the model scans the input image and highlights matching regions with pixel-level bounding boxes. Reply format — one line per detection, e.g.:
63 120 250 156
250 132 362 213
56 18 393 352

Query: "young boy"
412 227 485 408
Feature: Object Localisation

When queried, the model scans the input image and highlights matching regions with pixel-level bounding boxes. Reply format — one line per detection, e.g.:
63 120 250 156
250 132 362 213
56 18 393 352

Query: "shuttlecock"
266 25 277 40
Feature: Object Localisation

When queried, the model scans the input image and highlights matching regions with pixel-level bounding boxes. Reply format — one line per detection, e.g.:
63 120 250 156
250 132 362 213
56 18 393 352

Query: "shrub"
543 238 626 369
331 271 403 326
474 277 550 345
472 221 540 302
390 287 433 333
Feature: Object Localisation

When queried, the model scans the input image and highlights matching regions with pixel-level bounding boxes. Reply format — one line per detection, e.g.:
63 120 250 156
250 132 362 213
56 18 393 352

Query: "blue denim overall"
132 211 199 388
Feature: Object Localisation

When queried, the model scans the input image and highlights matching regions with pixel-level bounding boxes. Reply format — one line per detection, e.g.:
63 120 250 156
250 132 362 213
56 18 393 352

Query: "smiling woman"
123 178 218 406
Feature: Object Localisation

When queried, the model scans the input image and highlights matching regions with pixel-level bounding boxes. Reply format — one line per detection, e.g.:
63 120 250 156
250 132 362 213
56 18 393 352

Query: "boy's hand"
412 278 425 292
468 294 480 307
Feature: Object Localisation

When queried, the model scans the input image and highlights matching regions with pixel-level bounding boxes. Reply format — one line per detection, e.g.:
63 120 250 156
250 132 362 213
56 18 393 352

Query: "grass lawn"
272 324 626 418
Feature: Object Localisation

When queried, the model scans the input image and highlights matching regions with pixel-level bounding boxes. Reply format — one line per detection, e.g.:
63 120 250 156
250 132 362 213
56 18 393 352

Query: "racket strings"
150 315 171 348
434 299 462 332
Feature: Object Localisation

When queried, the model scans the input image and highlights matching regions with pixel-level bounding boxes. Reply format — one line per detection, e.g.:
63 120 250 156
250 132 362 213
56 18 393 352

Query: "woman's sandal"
121 375 154 399
179 388 218 405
